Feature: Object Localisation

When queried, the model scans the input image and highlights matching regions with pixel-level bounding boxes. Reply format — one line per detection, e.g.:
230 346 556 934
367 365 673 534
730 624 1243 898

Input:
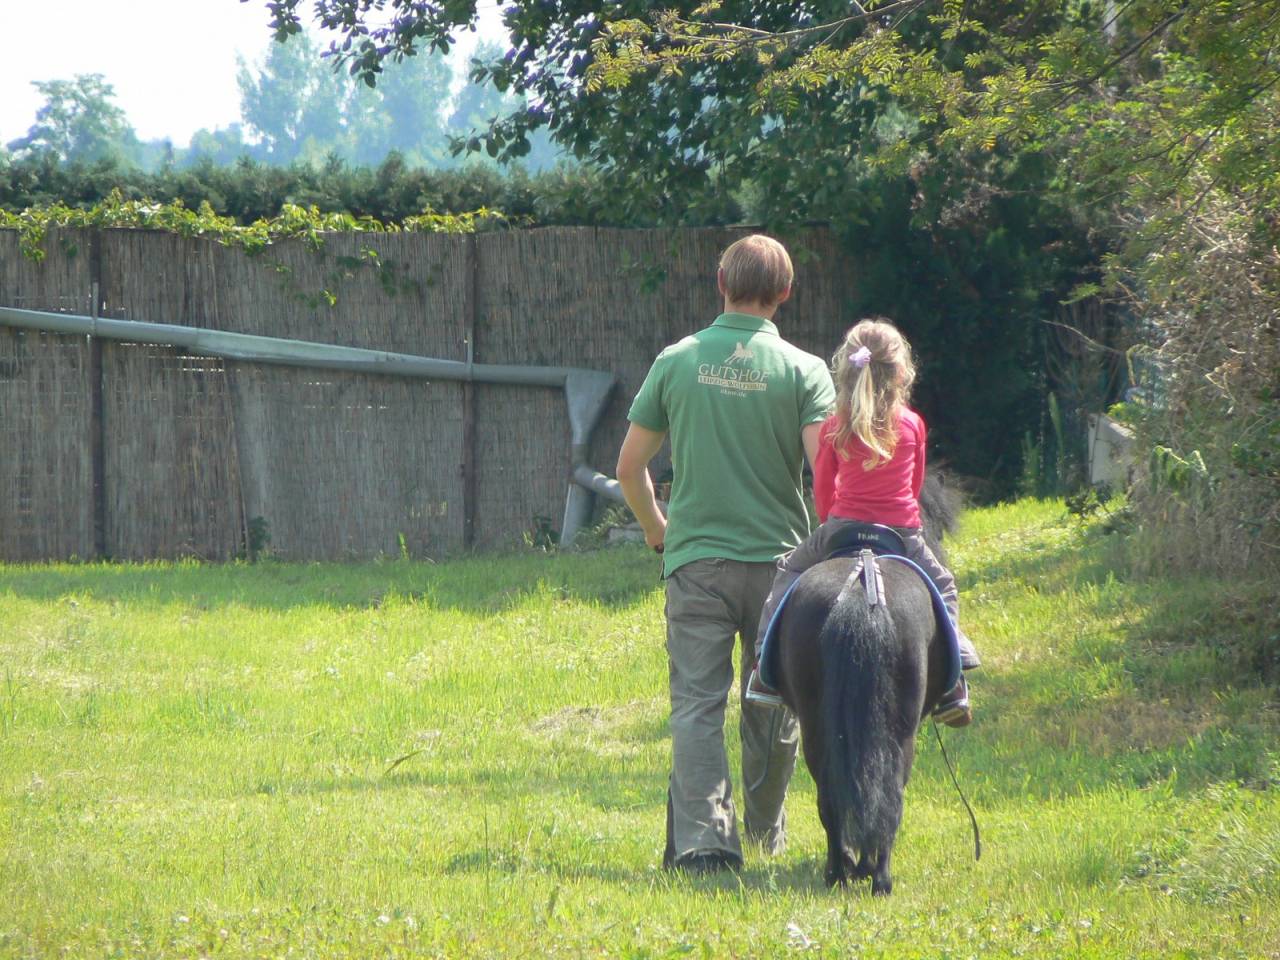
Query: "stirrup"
932 677 971 727
745 667 784 708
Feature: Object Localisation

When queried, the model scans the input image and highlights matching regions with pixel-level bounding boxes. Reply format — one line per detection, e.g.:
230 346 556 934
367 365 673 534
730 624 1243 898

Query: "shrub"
1125 197 1279 578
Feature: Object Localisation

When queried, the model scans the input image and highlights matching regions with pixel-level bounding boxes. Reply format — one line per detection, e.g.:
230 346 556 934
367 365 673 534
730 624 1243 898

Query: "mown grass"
2 500 1277 958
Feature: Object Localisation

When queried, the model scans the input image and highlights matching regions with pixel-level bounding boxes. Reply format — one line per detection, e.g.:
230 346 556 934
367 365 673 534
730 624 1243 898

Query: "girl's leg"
745 523 842 706
895 529 980 669
895 530 976 727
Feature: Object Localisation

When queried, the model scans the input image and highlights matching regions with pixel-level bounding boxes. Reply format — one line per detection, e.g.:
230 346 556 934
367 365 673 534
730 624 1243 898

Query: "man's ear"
717 268 727 298
775 284 793 306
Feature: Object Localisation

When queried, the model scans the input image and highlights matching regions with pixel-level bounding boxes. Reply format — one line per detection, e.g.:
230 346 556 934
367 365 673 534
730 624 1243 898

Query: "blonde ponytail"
830 319 916 469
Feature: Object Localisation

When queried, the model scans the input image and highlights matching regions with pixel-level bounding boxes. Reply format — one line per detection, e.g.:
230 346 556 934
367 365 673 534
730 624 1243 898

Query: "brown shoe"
670 850 741 875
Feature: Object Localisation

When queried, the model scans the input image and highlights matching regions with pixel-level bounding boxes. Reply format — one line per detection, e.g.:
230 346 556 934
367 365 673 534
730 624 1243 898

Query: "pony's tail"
820 574 904 858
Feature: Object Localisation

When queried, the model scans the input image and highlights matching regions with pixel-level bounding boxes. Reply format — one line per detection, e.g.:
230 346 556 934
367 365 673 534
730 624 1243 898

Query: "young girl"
745 318 979 726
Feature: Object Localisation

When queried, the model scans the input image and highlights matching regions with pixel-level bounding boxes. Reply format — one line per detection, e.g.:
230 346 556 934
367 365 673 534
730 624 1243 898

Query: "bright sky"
0 0 505 148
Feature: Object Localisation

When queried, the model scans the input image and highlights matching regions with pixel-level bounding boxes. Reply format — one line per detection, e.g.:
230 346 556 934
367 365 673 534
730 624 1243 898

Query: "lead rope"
931 718 981 861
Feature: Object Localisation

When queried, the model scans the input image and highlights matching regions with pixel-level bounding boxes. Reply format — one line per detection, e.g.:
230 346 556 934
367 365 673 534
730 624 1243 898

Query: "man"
616 234 836 873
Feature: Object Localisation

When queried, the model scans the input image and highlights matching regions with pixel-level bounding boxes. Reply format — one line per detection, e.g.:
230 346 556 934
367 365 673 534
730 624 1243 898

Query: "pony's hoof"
871 877 893 896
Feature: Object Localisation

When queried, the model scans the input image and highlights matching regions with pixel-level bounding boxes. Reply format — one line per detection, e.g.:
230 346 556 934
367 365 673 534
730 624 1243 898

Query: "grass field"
2 500 1278 958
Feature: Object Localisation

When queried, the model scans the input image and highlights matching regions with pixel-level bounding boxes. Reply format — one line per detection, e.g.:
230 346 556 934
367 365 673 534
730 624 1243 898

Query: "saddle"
757 522 962 694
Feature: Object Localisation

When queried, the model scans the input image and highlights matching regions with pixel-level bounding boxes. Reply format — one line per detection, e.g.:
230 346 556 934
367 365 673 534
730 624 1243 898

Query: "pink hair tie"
849 346 872 368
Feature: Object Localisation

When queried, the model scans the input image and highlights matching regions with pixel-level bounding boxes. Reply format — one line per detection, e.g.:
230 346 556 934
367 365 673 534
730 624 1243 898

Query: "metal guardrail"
0 305 622 545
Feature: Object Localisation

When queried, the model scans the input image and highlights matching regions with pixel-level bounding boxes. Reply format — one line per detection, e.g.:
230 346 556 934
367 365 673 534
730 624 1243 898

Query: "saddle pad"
758 551 962 694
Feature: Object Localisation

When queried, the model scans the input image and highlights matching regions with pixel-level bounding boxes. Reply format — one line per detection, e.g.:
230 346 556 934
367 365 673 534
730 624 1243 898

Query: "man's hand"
643 516 667 553
616 423 668 555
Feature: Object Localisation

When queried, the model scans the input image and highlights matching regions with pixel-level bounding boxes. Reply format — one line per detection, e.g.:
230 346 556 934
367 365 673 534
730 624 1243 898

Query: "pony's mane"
919 467 963 559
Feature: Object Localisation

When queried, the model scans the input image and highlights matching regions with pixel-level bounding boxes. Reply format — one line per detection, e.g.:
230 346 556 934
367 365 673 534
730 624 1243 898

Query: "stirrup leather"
858 548 885 607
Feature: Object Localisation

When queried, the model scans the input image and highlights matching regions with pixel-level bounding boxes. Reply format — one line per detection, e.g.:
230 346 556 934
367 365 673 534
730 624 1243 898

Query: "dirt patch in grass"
527 701 659 758
1050 694 1221 755
1139 582 1280 684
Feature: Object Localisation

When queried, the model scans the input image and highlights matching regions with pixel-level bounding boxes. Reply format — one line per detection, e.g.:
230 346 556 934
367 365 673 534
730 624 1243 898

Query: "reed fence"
0 225 857 561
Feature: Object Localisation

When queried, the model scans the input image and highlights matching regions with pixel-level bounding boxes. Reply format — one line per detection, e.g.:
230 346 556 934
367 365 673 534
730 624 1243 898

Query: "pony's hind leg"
803 727 848 888
818 787 848 887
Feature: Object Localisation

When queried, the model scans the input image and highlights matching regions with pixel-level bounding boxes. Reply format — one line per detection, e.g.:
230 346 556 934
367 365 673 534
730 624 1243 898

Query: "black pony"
770 474 962 894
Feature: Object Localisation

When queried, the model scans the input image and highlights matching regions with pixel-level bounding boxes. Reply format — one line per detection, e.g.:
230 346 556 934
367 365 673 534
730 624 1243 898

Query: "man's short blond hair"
719 234 793 306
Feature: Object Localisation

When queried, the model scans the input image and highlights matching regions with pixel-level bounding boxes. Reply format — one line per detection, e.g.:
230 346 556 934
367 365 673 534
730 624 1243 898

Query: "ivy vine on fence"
0 191 505 308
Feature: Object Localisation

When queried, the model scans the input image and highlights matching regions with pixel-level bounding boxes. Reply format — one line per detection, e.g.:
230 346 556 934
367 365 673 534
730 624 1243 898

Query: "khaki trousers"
664 558 799 866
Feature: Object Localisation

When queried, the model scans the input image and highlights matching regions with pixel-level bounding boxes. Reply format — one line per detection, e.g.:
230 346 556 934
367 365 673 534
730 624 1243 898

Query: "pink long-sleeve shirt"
813 407 926 529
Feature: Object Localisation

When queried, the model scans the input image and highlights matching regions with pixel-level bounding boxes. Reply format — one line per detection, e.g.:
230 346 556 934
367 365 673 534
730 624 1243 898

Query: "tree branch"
1043 6 1190 101
668 0 928 46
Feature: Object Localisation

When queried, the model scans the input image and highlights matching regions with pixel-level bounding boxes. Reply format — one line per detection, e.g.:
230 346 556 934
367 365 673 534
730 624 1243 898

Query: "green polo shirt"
628 313 836 576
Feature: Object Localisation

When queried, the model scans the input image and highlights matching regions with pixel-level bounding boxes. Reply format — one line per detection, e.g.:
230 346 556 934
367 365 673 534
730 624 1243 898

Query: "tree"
186 124 253 167
348 51 454 166
237 32 347 164
581 2 1280 242
237 28 459 167
259 0 781 217
6 74 140 165
448 41 565 171
448 42 520 144
257 0 1280 233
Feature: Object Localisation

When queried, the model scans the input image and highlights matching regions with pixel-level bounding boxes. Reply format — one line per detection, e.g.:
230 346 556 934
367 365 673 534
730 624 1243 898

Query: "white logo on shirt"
724 342 755 365
697 361 771 394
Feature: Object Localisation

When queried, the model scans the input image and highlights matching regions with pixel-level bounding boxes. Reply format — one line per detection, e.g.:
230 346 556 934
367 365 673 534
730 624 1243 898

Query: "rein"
931 719 982 861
